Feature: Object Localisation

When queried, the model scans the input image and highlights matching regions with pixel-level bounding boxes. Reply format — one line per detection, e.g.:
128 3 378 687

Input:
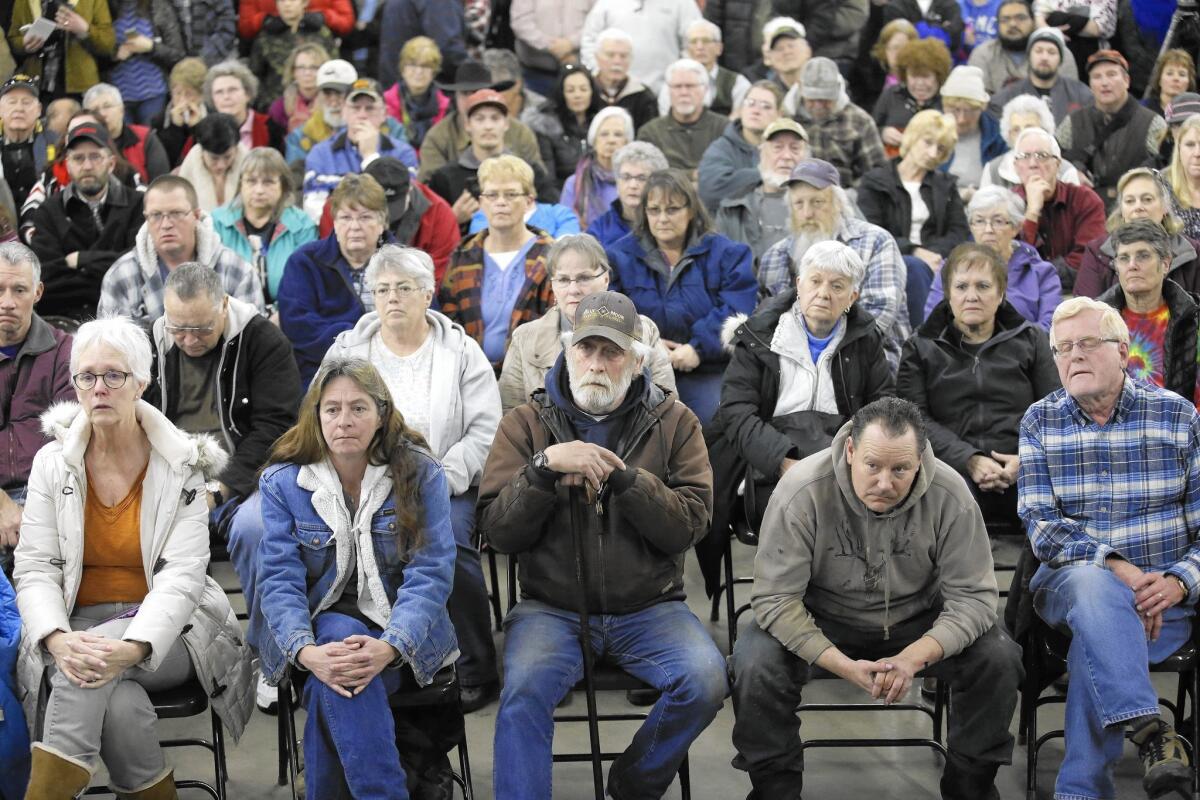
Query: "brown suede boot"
115 769 178 800
23 743 92 800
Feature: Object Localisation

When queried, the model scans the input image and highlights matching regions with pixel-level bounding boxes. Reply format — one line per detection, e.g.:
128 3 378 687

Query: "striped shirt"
1018 377 1200 600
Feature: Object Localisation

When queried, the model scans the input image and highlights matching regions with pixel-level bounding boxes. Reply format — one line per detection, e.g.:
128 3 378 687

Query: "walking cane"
568 484 606 798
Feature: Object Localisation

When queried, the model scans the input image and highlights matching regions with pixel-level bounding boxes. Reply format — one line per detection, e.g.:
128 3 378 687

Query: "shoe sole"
1144 762 1192 799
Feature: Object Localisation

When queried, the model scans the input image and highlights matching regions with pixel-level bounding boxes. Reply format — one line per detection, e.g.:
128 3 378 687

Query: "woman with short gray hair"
14 316 253 798
498 233 675 413
586 142 670 247
202 60 280 151
922 185 1061 328
704 239 893 543
323 244 503 711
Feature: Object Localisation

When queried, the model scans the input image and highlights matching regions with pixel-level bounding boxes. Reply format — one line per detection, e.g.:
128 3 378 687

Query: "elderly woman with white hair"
560 106 636 228
899 243 1059 534
323 244 502 711
980 94 1082 192
499 234 675 413
923 185 1062 329
13 316 253 798
585 141 670 247
705 240 894 542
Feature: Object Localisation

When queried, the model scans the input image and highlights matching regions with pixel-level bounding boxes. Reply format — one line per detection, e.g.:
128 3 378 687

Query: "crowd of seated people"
3 2 1200 798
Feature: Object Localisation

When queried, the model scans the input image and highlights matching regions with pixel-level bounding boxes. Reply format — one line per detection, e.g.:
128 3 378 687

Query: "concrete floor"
118 539 1180 799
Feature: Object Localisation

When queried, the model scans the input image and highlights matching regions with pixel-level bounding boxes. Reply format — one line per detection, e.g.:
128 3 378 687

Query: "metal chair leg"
485 547 503 631
457 735 475 800
678 753 692 800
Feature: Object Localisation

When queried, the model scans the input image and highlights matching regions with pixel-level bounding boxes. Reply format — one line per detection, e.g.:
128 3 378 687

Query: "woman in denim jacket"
256 356 458 799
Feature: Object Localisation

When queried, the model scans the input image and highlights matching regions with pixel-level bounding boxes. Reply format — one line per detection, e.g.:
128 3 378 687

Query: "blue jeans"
904 254 934 330
228 492 269 657
1031 564 1195 800
493 598 728 800
124 94 167 127
302 612 408 800
674 371 723 429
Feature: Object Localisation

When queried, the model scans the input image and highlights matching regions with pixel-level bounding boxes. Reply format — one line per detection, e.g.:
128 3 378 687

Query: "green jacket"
8 0 115 96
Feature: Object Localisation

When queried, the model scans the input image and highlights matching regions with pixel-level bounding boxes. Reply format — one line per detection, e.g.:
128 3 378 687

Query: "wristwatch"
1170 575 1189 598
532 450 550 472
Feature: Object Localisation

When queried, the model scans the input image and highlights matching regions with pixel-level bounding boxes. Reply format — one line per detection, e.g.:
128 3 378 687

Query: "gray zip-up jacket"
752 422 998 663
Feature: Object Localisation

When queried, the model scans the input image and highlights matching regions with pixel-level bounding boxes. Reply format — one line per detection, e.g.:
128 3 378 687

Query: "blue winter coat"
276 231 398 386
467 203 581 237
586 200 632 249
942 111 1007 176
606 231 756 367
210 205 319 301
0 571 29 800
302 130 419 208
255 451 458 685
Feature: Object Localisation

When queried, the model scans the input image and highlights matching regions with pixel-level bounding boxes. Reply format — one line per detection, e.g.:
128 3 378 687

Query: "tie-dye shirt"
1122 303 1200 408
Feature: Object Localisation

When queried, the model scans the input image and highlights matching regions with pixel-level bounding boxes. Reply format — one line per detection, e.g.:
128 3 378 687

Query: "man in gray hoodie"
730 396 1022 799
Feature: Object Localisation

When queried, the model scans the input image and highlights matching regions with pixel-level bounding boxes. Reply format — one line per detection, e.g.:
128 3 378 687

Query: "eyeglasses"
668 83 703 91
1014 151 1057 163
617 172 650 184
67 151 107 165
1050 337 1120 358
334 212 381 227
479 191 527 202
145 210 193 226
645 205 687 217
164 321 216 336
372 284 423 297
969 216 1013 229
550 271 606 288
72 370 131 390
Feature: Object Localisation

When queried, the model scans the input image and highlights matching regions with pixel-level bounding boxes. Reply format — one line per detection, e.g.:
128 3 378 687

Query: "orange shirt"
75 465 150 607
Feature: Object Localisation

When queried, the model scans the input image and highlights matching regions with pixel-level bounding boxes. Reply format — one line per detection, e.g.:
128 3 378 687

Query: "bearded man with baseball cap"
478 289 728 800
27 120 143 319
1057 49 1168 211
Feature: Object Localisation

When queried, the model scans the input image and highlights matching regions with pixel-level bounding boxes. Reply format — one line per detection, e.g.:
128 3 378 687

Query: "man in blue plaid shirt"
1018 296 1200 800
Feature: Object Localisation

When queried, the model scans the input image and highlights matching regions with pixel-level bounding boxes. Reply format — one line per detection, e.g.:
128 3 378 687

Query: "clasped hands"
540 441 626 491
967 452 1019 494
1109 557 1188 642
297 636 399 698
44 630 150 689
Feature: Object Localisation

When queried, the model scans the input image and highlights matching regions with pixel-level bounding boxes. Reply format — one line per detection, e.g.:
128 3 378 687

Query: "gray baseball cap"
784 158 842 189
572 291 639 350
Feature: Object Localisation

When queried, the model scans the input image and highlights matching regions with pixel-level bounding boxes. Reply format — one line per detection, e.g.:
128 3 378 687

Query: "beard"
999 32 1030 51
790 224 835 265
323 106 345 128
567 355 637 415
1031 64 1058 82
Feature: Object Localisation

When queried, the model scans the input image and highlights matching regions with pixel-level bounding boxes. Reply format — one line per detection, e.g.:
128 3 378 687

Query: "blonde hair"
236 147 297 220
899 109 958 160
478 155 535 196
400 36 443 73
871 20 918 72
1104 167 1184 234
1168 115 1200 209
1049 296 1130 349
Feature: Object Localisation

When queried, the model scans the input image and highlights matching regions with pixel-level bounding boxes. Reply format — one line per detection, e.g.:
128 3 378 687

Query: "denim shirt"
255 447 458 685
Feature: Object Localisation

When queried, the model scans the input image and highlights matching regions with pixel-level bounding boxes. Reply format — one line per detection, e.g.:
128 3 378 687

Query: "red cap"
1086 49 1129 74
464 89 509 118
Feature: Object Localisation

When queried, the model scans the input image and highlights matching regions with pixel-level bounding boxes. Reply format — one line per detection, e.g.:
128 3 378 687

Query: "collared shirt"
1015 180 1108 273
1018 378 1200 600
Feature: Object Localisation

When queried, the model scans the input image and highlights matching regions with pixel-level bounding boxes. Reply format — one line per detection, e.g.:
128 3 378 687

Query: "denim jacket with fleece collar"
255 445 458 685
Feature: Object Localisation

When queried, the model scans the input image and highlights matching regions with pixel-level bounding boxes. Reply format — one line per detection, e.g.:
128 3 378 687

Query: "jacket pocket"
293 522 336 578
371 509 408 577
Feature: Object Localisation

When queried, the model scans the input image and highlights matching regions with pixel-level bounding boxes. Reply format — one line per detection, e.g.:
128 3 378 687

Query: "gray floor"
119 539 1178 799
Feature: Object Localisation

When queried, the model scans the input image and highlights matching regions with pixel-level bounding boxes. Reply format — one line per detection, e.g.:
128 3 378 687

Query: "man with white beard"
285 60 387 167
757 158 911 372
477 290 728 800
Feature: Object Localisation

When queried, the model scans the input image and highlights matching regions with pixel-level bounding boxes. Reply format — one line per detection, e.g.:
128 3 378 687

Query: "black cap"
364 157 412 223
65 121 112 150
0 74 38 100
437 59 515 93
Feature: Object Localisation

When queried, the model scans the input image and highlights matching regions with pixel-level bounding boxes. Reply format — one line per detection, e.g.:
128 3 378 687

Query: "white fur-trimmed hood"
40 400 229 479
721 313 749 353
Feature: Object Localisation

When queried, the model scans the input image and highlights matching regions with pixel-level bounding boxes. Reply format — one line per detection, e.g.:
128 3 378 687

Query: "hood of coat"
40 400 229 479
151 294 260 356
830 419 936 521
721 121 757 158
132 213 226 279
723 289 880 354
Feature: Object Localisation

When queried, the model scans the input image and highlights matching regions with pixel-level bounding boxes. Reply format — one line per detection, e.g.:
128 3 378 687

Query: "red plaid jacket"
438 226 556 366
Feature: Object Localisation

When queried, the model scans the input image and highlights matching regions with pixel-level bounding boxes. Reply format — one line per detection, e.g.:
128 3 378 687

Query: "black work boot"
1129 717 1192 799
940 751 1001 800
746 772 803 800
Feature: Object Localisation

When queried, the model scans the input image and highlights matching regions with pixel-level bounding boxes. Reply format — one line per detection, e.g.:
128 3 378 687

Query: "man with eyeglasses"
429 88 557 232
698 81 783 213
654 20 750 118
987 26 1091 125
99 175 264 327
1019 294 1200 800
146 262 299 525
1011 126 1106 292
27 120 143 320
637 59 727 177
0 242 73 574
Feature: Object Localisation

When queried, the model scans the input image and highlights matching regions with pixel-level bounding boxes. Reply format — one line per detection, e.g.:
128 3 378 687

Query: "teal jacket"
210 205 319 301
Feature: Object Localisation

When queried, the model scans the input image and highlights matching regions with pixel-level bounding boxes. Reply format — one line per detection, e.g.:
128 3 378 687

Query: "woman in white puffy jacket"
13 316 254 800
